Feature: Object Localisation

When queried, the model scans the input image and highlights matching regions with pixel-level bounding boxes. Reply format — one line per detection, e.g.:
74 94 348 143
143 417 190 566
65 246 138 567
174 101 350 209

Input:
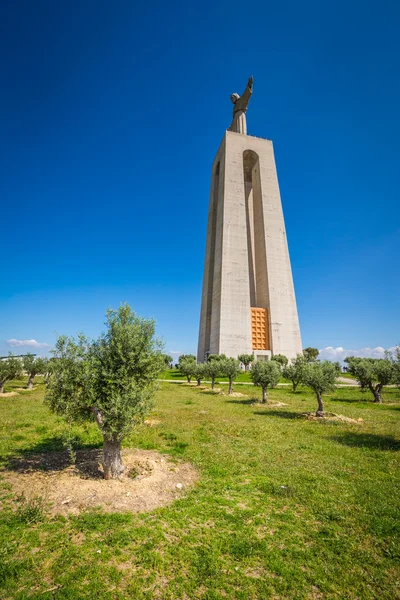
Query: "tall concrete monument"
197 77 302 361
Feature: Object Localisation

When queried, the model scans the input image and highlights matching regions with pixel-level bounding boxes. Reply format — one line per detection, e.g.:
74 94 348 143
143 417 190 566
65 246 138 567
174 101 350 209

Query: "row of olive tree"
250 357 340 416
178 355 242 394
0 353 53 393
177 347 341 416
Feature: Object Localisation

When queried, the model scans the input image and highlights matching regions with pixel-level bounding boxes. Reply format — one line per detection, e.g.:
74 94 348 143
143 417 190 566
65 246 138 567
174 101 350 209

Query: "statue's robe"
229 83 252 134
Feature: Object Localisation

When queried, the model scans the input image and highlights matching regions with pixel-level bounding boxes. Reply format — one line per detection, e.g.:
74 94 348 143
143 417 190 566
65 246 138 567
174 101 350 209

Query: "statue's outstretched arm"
240 76 254 106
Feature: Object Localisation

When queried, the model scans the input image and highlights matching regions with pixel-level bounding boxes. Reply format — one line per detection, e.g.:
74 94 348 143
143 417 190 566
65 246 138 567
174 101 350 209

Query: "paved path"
337 376 358 385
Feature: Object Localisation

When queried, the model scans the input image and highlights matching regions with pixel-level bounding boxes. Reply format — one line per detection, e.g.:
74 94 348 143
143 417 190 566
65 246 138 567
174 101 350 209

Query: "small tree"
45 304 164 479
220 358 241 395
282 355 307 392
386 346 400 388
193 363 206 386
179 357 197 383
208 354 227 362
250 360 281 403
162 354 173 368
0 354 23 393
178 354 196 364
204 360 221 390
271 354 288 369
303 347 319 363
238 353 254 371
302 361 340 416
346 357 394 403
22 354 47 389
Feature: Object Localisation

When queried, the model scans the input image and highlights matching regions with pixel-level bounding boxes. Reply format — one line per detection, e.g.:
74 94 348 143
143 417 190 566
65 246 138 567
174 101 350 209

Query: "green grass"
160 368 253 383
0 378 399 599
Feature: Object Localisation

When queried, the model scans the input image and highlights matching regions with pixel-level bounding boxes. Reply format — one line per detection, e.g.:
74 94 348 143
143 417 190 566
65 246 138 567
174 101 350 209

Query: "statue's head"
230 93 240 104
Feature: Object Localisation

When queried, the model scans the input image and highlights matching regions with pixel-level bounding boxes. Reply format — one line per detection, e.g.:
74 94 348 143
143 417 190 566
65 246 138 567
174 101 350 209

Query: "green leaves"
0 353 23 389
250 360 281 389
45 304 164 441
302 361 339 395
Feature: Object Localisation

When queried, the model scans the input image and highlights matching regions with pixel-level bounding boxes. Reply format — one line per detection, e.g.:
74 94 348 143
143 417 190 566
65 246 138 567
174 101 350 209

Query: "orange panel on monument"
251 308 270 350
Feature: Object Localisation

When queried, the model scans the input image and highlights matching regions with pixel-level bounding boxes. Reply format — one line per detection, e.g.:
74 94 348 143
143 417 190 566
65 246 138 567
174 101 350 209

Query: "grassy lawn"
160 368 252 383
0 378 399 599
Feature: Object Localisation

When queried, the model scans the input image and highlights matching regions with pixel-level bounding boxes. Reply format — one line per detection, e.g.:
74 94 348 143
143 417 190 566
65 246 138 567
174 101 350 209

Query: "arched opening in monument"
243 150 270 351
203 161 220 359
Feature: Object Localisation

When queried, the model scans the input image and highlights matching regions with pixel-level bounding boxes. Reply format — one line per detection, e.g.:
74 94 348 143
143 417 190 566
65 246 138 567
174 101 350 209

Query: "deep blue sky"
1 0 399 359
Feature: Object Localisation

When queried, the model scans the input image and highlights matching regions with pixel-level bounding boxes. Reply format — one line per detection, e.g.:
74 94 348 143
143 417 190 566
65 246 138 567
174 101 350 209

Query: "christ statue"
229 76 254 134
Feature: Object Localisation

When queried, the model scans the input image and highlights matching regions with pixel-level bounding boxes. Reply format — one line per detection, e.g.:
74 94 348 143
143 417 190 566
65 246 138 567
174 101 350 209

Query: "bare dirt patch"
301 412 364 424
143 418 161 427
2 449 198 516
0 392 18 397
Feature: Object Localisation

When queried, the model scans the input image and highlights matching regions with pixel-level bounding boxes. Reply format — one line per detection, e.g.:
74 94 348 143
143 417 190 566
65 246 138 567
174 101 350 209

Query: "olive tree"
302 361 340 416
193 362 206 386
221 358 241 395
45 304 164 479
204 359 221 390
162 354 173 368
208 354 227 362
282 355 307 392
238 353 254 372
178 354 196 364
23 354 47 389
303 347 319 363
345 357 394 403
250 360 281 403
393 346 400 387
179 357 197 382
271 354 288 369
0 354 23 393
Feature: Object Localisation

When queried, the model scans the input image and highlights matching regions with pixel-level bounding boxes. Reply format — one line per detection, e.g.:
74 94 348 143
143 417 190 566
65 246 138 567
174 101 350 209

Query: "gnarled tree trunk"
196 378 201 386
103 437 124 479
316 392 324 417
211 378 215 390
370 383 382 403
27 375 34 390
228 379 233 395
0 384 4 394
261 386 268 404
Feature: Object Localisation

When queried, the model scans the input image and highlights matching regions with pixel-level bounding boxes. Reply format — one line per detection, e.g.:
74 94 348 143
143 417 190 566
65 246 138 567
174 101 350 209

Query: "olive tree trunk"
196 378 201 386
0 384 4 394
370 383 382 403
316 392 325 417
27 375 34 390
228 379 233 395
261 386 268 403
211 378 215 390
103 437 124 479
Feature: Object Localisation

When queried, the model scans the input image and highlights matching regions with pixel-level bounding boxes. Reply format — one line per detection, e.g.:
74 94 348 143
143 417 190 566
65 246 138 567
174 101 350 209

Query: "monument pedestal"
197 130 302 361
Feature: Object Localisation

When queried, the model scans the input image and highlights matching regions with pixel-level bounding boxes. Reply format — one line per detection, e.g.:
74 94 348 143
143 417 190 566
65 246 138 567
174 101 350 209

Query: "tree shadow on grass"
253 410 300 420
3 436 103 478
330 396 374 405
330 432 400 451
225 398 257 405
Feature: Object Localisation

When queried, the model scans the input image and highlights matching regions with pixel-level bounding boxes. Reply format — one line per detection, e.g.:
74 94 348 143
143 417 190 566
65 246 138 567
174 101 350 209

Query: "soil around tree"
301 412 364 424
3 449 198 516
